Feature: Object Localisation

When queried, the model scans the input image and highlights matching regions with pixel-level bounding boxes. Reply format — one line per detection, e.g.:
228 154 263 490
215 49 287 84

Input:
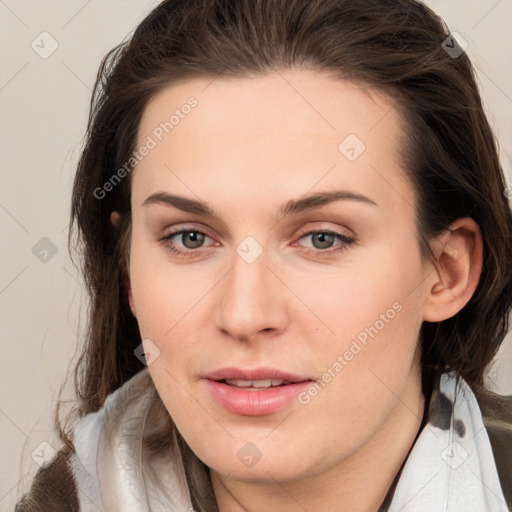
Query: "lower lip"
204 379 313 416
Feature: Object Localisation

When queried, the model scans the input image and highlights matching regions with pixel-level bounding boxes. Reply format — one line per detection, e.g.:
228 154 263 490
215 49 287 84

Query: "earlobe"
128 287 137 318
422 217 483 323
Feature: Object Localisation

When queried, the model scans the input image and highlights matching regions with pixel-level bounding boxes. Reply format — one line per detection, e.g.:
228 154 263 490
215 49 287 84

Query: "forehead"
139 69 401 142
133 69 414 219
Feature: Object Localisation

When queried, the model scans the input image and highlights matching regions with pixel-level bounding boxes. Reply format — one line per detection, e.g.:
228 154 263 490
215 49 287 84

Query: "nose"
214 246 290 342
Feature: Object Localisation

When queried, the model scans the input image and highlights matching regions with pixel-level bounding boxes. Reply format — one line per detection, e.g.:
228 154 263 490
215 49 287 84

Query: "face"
128 69 431 483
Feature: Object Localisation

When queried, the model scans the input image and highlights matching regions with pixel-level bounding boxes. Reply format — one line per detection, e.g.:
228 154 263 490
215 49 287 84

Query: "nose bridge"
214 238 286 340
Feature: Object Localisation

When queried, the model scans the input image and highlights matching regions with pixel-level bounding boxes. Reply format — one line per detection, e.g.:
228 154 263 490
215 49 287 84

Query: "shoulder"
15 369 159 511
15 446 79 512
477 391 512 510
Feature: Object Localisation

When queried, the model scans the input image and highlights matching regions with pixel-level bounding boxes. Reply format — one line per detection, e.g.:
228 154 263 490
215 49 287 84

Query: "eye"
158 227 357 259
293 229 356 257
159 228 215 258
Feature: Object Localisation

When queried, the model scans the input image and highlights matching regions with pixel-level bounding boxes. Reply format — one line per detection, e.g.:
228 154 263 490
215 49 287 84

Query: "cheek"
294 246 423 415
128 233 206 339
288 240 422 349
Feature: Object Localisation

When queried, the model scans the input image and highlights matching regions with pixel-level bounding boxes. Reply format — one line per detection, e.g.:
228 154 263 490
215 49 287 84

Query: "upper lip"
203 367 313 383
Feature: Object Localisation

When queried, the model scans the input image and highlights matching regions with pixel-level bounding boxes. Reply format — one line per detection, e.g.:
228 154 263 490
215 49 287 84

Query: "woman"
16 0 512 510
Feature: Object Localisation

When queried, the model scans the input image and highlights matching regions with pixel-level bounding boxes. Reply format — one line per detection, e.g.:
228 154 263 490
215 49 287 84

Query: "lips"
202 366 315 416
203 366 312 383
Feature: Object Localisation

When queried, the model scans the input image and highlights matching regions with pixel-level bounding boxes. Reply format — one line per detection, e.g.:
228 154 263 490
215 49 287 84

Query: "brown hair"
60 0 512 509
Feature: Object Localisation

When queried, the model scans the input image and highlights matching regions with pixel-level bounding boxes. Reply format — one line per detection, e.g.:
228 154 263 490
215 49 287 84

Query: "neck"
210 368 426 512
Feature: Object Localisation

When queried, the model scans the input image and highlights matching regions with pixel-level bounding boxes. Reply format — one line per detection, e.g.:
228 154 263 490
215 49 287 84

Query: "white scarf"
68 368 508 511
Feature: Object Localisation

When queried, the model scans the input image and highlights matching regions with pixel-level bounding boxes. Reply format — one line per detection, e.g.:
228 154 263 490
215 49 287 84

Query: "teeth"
225 378 286 388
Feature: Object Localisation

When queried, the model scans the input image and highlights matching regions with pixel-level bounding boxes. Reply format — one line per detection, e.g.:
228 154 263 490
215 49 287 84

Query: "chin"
196 437 331 484
209 458 308 484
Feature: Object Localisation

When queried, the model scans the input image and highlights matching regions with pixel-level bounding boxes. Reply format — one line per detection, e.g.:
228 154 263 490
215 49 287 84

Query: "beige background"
1 1 511 509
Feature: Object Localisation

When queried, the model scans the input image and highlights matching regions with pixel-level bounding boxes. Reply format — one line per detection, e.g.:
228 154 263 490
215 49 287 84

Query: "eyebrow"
142 189 378 219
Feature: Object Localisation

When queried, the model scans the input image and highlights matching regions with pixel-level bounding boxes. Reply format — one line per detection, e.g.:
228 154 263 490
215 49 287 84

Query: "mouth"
221 378 296 390
202 366 312 384
202 367 315 416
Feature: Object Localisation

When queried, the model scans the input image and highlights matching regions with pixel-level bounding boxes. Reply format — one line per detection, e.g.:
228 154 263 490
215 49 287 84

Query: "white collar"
388 371 507 511
68 368 507 511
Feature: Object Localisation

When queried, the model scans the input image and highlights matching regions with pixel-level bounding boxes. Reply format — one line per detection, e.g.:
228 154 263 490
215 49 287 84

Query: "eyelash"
158 227 356 259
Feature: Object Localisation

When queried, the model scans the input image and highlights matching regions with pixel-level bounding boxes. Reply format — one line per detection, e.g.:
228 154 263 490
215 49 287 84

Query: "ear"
112 210 134 315
422 217 483 322
110 210 121 227
128 287 137 318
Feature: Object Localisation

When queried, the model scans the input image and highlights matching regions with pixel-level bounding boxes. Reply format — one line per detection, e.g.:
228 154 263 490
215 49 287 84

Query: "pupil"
184 231 204 248
314 233 333 249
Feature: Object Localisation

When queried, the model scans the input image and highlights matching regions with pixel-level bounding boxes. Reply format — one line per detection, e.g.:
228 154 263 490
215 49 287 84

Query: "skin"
118 69 483 511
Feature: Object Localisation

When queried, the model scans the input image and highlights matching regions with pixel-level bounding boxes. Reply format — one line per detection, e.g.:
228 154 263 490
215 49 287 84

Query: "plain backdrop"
1 0 511 509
